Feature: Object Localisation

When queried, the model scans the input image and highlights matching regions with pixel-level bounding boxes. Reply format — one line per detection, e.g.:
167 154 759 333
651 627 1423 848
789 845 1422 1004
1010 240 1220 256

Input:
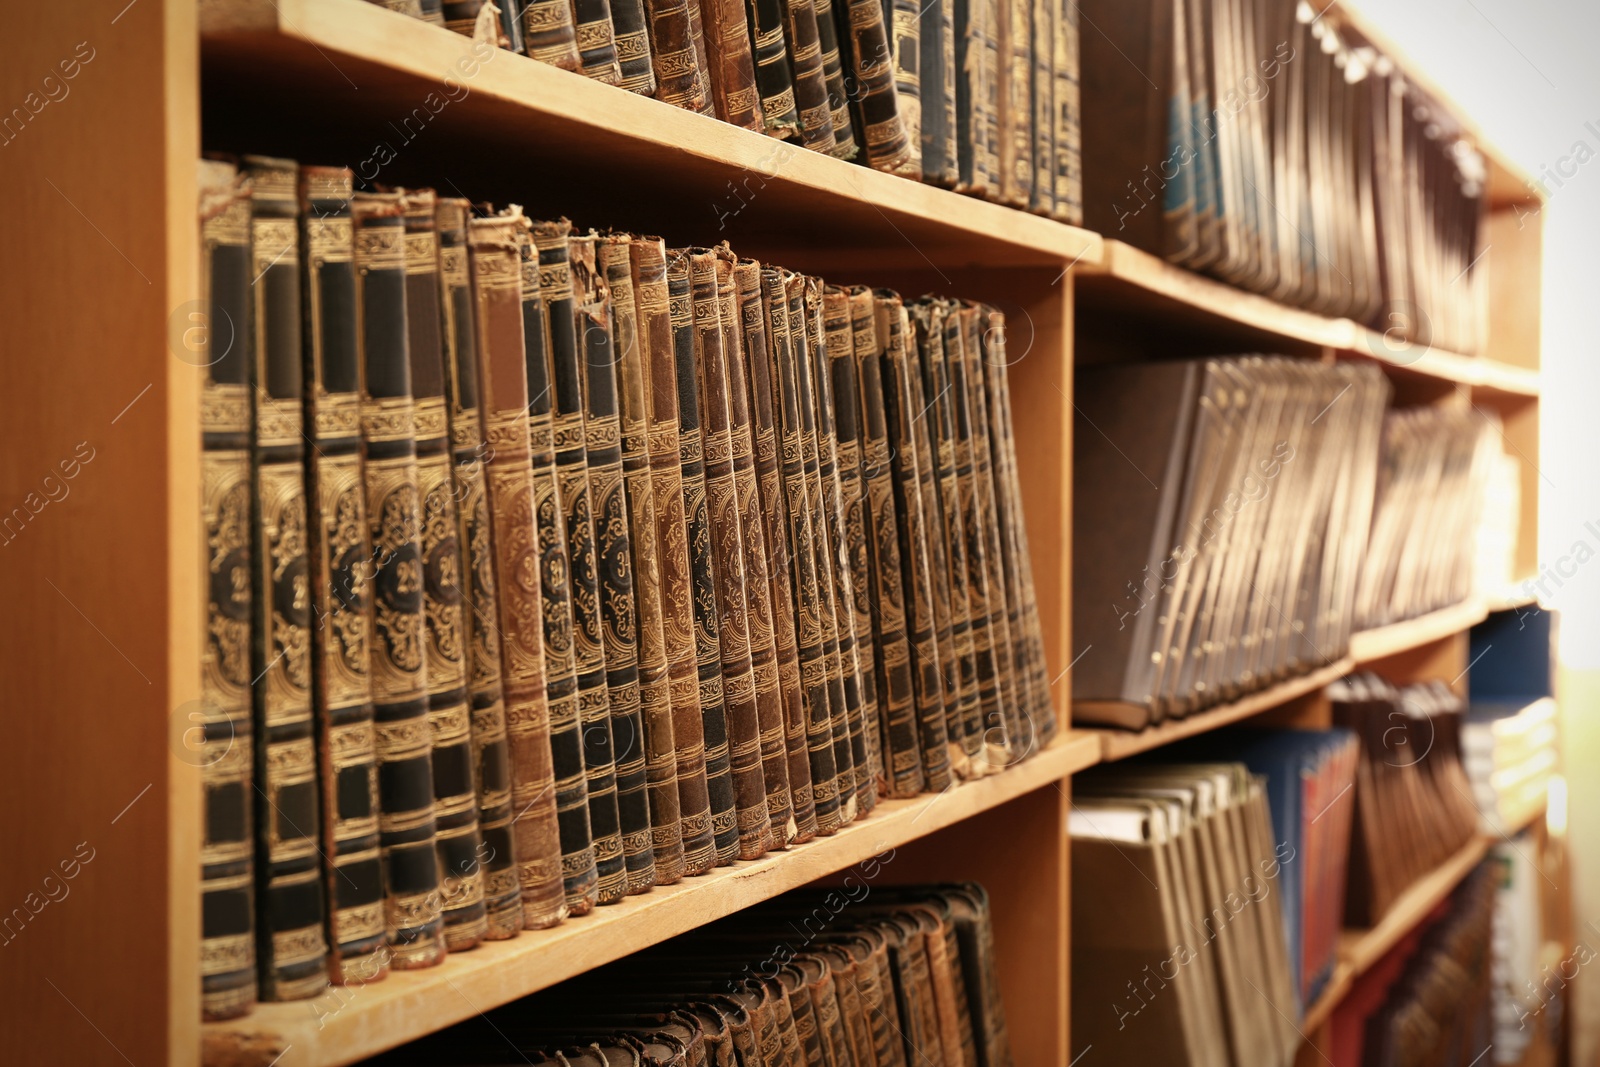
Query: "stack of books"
1462 697 1557 834
195 155 1054 1020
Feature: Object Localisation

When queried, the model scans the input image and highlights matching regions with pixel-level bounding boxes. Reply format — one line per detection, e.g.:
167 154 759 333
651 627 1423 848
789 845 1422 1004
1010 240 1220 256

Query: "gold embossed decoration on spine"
521 0 583 69
698 0 764 130
244 156 330 1003
573 0 626 84
198 160 258 1021
642 0 713 113
779 0 837 153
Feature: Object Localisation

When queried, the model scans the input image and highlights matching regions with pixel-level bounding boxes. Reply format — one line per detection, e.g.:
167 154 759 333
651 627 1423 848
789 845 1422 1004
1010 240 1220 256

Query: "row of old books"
363 883 1013 1065
373 0 1083 223
1080 0 1486 355
196 154 1054 1021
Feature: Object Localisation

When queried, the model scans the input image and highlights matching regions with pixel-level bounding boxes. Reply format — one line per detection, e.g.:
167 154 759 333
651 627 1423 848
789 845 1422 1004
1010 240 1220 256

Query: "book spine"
995 0 1031 207
1049 0 1081 224
664 250 740 864
573 0 625 83
918 0 957 183
761 268 842 834
198 161 258 1021
517 225 599 916
691 249 773 860
835 0 912 172
1027 0 1052 215
298 167 390 983
698 0 764 130
440 0 518 49
781 0 838 153
643 0 714 114
747 0 802 137
467 211 567 930
521 0 583 70
848 288 922 798
402 191 489 953
807 0 859 158
725 255 799 847
417 0 444 23
738 261 817 845
886 0 923 177
603 236 685 885
611 0 659 93
534 220 627 905
631 239 716 876
244 157 330 1003
435 197 523 940
352 190 447 967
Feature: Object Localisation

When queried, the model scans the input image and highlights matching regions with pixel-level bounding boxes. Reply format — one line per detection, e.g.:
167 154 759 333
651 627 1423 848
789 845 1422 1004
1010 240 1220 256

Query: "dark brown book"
953 0 1000 197
918 0 958 184
808 0 858 158
440 0 524 50
780 0 838 153
610 0 659 93
1028 0 1054 215
467 209 567 931
642 0 714 114
996 0 1032 207
600 234 684 887
885 0 923 177
833 0 911 172
1050 0 1081 224
198 160 257 1021
630 239 717 875
435 197 523 941
573 0 625 83
401 189 488 952
698 0 764 130
744 0 801 137
521 0 583 70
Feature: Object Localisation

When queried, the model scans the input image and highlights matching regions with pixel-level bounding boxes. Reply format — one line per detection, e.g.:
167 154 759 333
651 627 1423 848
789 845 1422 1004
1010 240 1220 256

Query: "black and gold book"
664 250 740 864
521 0 583 70
885 0 923 177
641 0 713 114
198 159 257 1021
440 0 525 50
573 0 625 84
517 222 598 916
807 0 858 158
352 189 447 968
918 0 957 184
603 235 684 885
401 189 488 952
244 156 329 1002
691 248 773 860
535 220 627 904
467 209 567 931
699 0 764 131
610 0 659 93
996 0 1033 208
780 0 838 154
738 259 816 844
299 166 389 982
435 197 522 940
833 0 911 172
1050 0 1081 224
761 267 842 834
1028 0 1053 216
952 0 1000 197
631 239 717 876
745 0 801 137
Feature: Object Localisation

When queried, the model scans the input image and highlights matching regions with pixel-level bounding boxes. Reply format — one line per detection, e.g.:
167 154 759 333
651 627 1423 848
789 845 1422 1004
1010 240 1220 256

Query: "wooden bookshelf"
1340 836 1493 977
1349 600 1492 666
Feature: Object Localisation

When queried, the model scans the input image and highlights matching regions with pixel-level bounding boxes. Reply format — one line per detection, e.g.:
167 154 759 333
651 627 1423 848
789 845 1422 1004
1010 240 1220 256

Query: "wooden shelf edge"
1301 961 1353 1032
199 732 1096 1067
1349 600 1489 665
1499 792 1549 839
1339 835 1490 977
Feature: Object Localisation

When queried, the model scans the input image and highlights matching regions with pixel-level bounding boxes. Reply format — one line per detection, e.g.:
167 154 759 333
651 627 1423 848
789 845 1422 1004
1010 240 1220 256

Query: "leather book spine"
848 288 922 799
698 0 764 130
952 0 999 195
761 268 842 835
298 167 389 982
643 0 713 114
807 0 859 157
631 240 716 876
886 0 923 177
722 254 797 847
435 198 523 940
516 224 598 916
571 234 655 896
995 0 1031 207
372 0 426 19
776 970 827 1064
781 0 838 153
747 0 802 137
738 261 817 845
683 0 719 115
1027 0 1053 215
572 0 625 84
352 190 447 967
664 250 740 864
534 220 625 906
690 249 773 860
834 0 912 172
198 161 257 1021
1049 0 1081 224
603 235 684 885
610 0 660 93
402 192 488 953
244 157 330 1002
467 211 567 931
418 0 445 23
918 0 958 183
521 0 583 69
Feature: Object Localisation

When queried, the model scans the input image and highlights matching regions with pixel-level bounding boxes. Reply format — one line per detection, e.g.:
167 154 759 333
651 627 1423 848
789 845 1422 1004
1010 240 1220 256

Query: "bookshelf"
0 1 1550 1066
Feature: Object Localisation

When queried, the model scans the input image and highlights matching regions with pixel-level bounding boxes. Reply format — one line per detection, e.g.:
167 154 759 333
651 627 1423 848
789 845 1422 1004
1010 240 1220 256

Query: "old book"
1050 0 1081 223
953 0 1000 196
244 156 329 1002
642 0 713 114
995 0 1031 206
603 235 685 885
807 0 858 157
737 260 817 844
1027 0 1053 216
918 0 958 184
521 0 583 69
834 0 912 172
418 0 444 23
630 239 716 876
745 0 801 137
664 250 741 864
534 220 626 906
401 189 488 953
691 248 774 860
780 0 838 154
352 189 446 967
610 0 659 93
435 197 522 940
573 0 625 83
885 0 923 177
467 209 567 931
698 0 764 130
441 0 525 49
516 223 598 916
198 160 257 1021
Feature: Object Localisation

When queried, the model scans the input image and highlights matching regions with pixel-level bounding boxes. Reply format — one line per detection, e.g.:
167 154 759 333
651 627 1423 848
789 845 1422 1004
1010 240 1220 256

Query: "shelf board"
1301 961 1353 1032
1339 835 1491 977
200 731 1100 1067
1349 600 1489 665
197 0 1100 271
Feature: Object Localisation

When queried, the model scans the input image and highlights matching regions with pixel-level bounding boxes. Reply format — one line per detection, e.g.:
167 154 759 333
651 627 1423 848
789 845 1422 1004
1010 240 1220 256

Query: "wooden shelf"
1339 836 1491 978
201 732 1099 1067
1349 600 1489 665
1301 962 1353 1031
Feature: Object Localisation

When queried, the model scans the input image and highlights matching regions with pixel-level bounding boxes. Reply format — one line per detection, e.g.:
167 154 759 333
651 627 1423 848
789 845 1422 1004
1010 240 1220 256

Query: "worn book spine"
521 0 583 69
352 190 447 967
1049 0 1080 224
1027 0 1053 215
298 167 389 983
952 0 999 195
244 157 330 1002
402 190 489 953
535 220 626 905
724 255 798 847
739 261 817 844
683 0 719 116
665 250 740 864
746 0 801 137
631 239 716 875
418 0 444 23
572 0 625 83
517 224 598 916
643 0 713 113
848 288 922 798
886 0 923 177
610 0 659 93
762 268 842 834
918 0 958 183
468 211 567 930
780 0 838 153
603 235 684 885
198 160 258 1021
435 197 523 940
699 0 764 130
808 0 859 157
997 0 1031 207
835 0 912 172
692 249 773 860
